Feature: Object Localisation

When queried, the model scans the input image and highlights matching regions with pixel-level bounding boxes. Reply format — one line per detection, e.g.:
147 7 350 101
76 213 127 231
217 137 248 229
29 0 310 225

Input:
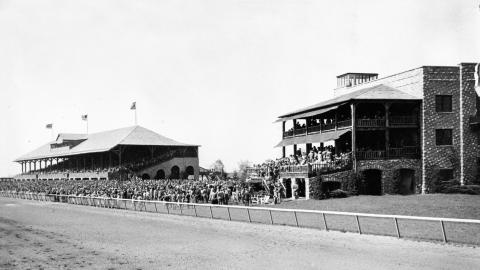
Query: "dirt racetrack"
1 197 479 270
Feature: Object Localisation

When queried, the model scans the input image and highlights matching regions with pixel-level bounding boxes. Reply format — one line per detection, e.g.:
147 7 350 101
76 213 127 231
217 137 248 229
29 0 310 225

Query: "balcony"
294 127 307 136
356 118 386 128
323 122 336 131
337 119 352 129
283 130 294 138
356 150 386 160
389 116 418 127
356 147 420 160
388 147 420 158
307 125 321 133
278 156 353 178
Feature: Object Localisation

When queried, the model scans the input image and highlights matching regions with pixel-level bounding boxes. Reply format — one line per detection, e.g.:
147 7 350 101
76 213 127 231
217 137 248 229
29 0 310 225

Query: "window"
435 129 452 145
435 95 452 112
438 169 454 181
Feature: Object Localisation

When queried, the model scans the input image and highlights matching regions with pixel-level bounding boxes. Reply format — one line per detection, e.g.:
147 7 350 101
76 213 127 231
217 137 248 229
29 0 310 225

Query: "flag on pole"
130 101 136 110
46 123 53 129
81 114 88 121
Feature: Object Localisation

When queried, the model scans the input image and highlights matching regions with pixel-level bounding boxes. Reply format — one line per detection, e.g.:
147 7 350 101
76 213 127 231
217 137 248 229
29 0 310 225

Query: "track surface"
1 198 479 270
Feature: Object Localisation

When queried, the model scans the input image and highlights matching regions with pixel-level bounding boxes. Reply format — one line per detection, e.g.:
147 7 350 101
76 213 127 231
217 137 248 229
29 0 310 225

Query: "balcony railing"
356 118 386 128
389 116 418 126
337 119 352 129
307 125 321 133
388 147 420 158
279 164 310 174
356 151 386 160
322 123 336 131
294 127 307 136
278 156 353 177
356 147 420 160
283 130 294 138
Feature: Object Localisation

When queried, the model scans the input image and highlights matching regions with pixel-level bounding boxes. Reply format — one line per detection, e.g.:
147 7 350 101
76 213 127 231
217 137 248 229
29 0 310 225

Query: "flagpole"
86 119 89 134
135 108 137 125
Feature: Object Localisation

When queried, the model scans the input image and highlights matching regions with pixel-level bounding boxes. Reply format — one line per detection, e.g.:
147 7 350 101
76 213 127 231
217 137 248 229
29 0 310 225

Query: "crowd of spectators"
250 146 352 179
0 177 268 206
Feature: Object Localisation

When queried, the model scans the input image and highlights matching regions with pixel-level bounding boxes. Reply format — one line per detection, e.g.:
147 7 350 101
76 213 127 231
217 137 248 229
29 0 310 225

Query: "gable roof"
15 125 197 162
278 84 420 119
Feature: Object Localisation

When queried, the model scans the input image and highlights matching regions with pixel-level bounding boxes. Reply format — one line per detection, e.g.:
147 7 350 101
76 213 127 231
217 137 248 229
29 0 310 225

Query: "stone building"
274 62 480 197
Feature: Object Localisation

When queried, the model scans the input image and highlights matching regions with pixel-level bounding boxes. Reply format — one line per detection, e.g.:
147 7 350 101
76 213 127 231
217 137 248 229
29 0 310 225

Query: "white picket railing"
1 191 479 245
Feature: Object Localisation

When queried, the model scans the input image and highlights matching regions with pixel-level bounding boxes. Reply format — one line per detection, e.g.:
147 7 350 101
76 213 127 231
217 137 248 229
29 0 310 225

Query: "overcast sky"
1 0 479 175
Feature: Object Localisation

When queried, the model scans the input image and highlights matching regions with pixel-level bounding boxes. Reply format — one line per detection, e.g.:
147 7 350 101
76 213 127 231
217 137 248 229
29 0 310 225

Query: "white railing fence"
1 191 479 246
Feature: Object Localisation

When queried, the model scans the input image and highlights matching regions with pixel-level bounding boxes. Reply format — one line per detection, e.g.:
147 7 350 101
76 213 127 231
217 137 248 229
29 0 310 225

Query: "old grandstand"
14 125 199 181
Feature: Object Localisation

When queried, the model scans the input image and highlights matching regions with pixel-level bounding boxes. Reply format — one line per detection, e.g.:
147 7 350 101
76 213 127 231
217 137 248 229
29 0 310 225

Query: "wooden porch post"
351 103 357 171
385 103 390 159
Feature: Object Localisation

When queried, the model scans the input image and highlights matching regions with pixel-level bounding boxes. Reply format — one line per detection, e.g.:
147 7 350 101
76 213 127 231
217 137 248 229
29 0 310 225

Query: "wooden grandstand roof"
277 84 420 120
15 125 197 162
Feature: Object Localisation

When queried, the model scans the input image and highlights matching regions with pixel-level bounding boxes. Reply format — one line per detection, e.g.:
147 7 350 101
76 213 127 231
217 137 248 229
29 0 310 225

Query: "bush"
329 189 348 198
344 172 363 195
310 175 324 200
442 185 480 195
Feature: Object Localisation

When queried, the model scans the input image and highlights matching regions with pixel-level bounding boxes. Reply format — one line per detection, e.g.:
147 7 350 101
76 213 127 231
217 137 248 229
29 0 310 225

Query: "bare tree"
237 160 251 181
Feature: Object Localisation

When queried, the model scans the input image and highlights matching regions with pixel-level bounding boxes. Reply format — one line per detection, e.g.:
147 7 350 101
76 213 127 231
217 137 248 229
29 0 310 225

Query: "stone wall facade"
357 159 422 194
422 64 480 190
339 63 480 193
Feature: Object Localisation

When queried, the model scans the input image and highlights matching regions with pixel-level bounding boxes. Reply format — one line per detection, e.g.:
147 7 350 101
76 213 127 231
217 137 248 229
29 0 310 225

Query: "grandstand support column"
149 146 155 159
351 103 357 172
83 156 86 170
385 102 390 159
293 144 297 155
119 146 123 165
334 109 338 131
31 161 34 171
282 146 286 158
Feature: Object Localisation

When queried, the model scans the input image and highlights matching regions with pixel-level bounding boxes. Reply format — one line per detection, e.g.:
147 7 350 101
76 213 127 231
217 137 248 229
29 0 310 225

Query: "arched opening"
141 173 150 180
397 169 415 195
155 169 165 179
170 166 180 179
362 169 382 195
186 166 195 176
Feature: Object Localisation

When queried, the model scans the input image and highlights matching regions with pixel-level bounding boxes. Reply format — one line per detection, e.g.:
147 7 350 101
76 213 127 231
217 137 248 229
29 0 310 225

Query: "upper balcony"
355 146 420 160
283 119 352 138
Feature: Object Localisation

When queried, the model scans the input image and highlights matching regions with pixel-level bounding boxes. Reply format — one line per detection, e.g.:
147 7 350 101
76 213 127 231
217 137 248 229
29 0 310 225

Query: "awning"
275 104 343 123
275 129 351 147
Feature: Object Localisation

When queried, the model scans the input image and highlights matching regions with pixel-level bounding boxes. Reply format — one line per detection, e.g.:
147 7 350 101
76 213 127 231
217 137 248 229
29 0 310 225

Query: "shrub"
310 175 324 200
344 172 363 195
329 189 348 198
442 185 480 195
